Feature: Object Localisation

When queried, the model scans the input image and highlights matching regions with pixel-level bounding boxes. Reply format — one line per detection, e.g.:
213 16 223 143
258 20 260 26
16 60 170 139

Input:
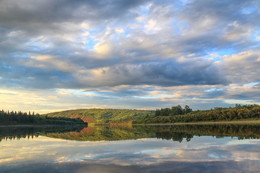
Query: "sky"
0 0 259 113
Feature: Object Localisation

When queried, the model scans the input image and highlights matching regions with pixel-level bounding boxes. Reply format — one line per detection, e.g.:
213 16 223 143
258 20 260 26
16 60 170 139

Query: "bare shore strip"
0 124 86 128
171 120 260 125
134 120 260 126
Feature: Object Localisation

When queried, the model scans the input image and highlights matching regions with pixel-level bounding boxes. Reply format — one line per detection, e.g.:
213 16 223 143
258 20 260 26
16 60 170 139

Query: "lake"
1 124 260 173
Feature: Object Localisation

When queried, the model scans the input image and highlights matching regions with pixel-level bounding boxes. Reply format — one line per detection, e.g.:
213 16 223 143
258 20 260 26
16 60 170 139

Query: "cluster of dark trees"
155 105 192 116
0 110 86 125
134 104 260 124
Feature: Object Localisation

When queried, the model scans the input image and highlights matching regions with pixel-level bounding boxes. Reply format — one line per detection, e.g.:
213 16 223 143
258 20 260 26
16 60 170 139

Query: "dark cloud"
0 0 259 108
0 0 148 22
0 59 227 89
89 60 226 87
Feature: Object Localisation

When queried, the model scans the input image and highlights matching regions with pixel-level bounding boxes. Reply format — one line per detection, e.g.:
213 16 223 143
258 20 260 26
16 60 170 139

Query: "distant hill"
45 109 153 124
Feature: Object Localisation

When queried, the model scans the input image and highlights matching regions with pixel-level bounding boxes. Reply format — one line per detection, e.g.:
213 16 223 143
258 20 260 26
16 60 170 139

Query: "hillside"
45 109 153 124
134 105 260 124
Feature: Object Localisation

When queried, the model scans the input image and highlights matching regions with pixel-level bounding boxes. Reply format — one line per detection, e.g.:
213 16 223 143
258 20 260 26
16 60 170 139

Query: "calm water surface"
1 124 260 173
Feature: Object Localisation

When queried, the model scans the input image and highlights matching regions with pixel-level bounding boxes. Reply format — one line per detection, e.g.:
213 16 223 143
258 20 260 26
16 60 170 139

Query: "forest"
133 104 260 124
0 110 86 125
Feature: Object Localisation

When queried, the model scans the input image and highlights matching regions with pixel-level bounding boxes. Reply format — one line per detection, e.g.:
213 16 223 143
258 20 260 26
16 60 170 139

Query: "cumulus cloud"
220 50 260 84
79 60 226 87
0 0 259 111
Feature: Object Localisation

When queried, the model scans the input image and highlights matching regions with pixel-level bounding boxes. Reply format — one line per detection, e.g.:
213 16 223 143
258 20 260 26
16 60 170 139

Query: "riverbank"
0 124 87 128
174 120 260 125
134 120 260 126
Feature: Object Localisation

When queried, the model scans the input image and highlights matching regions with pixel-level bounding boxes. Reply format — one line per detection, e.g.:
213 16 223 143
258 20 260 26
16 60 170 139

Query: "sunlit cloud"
0 0 259 112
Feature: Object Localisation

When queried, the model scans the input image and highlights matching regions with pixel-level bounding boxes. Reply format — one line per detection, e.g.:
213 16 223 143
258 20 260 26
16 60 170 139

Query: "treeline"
155 105 192 116
0 110 87 125
0 126 84 142
133 104 260 124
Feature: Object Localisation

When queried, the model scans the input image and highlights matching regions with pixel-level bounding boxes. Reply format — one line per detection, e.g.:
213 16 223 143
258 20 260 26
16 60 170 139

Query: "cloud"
220 50 260 84
81 60 226 87
0 0 149 25
0 0 259 111
94 41 112 58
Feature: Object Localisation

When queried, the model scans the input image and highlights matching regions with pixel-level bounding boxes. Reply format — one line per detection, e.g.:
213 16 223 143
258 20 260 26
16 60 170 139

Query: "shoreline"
134 120 260 126
0 124 87 128
173 120 260 125
1 120 260 127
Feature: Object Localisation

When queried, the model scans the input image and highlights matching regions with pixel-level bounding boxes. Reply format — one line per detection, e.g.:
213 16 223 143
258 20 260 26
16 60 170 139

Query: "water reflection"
1 124 260 173
1 124 260 142
0 125 84 142
46 124 260 142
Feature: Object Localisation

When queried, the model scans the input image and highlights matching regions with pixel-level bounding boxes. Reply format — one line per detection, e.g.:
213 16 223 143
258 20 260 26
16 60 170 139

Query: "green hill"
45 109 153 124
